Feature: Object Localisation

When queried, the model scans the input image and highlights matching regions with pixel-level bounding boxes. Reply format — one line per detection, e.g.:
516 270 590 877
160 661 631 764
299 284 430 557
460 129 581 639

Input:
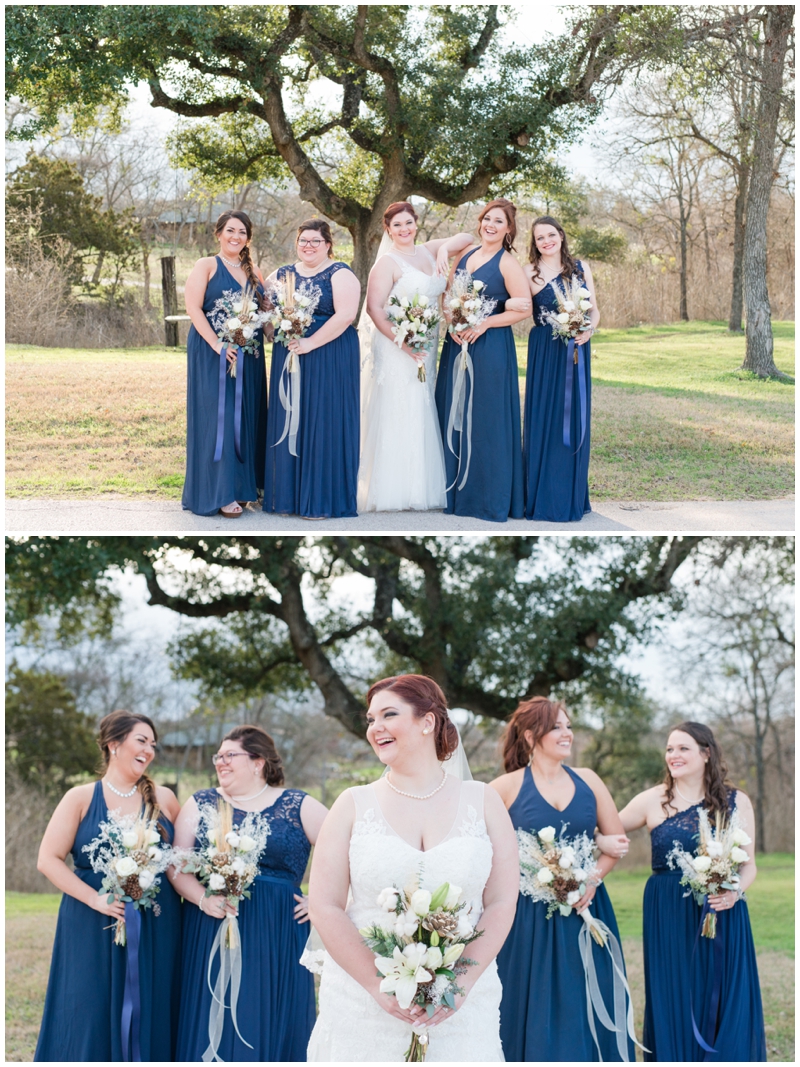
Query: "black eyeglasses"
298 238 325 247
212 751 251 767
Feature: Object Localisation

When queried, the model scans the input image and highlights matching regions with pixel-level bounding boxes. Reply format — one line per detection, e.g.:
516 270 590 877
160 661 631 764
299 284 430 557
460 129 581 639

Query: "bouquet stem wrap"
578 910 647 1062
213 346 244 464
690 897 723 1055
562 338 588 453
274 349 301 457
202 914 253 1062
445 341 474 491
121 901 142 1062
405 1027 429 1062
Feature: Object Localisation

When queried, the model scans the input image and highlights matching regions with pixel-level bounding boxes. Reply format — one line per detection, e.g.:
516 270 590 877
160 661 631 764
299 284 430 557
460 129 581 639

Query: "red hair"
478 198 517 251
501 696 565 772
383 202 419 229
366 675 458 761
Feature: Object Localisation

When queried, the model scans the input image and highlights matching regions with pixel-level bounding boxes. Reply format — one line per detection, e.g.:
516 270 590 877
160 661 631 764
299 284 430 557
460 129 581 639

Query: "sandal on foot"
219 502 243 518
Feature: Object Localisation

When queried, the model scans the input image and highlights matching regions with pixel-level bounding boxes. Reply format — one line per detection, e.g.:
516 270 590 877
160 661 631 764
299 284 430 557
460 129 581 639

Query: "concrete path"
5 497 795 534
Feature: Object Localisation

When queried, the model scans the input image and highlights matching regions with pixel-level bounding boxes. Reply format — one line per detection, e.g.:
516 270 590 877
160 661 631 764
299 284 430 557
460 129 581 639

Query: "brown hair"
662 721 732 820
222 725 285 786
383 201 419 229
97 710 164 835
296 218 334 259
366 675 459 761
501 696 566 773
214 210 260 292
478 198 517 252
528 215 582 285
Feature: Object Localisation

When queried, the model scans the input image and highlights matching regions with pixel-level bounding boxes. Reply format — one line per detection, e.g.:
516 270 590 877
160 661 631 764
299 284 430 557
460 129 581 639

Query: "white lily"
375 944 433 1009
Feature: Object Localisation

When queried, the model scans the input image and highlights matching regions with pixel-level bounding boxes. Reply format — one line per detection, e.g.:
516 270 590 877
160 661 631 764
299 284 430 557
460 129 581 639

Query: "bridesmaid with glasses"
172 725 328 1062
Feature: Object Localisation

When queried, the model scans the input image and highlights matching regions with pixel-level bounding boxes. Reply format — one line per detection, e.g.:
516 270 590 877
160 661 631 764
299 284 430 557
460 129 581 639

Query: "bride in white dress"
357 205 474 512
307 674 519 1062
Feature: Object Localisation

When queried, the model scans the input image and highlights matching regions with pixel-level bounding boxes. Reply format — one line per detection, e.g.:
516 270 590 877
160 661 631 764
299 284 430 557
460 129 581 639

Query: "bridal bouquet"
444 272 496 366
208 287 271 377
667 808 751 938
82 811 172 946
267 272 321 358
360 880 482 1062
517 826 606 942
386 293 441 382
539 277 592 361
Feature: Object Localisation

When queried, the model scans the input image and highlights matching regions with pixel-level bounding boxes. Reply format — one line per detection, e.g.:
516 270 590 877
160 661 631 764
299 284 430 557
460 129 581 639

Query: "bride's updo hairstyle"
477 198 517 252
296 217 334 259
662 721 731 821
528 215 582 285
383 202 419 229
97 710 166 837
222 724 285 786
366 674 459 761
501 696 566 773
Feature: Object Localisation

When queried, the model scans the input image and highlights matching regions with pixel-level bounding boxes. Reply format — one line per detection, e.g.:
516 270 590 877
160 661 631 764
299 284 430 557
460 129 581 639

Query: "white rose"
423 946 443 970
115 856 138 878
558 849 576 869
280 319 293 332
410 889 432 916
538 826 556 843
377 888 399 912
147 828 160 845
227 317 241 330
225 831 241 848
297 295 310 307
578 287 590 298
121 831 139 848
536 868 554 885
579 300 592 310
230 857 247 874
450 298 461 308
207 830 217 845
400 297 410 308
472 280 485 291
444 885 462 909
209 873 226 891
242 325 254 339
706 842 723 858
731 828 752 847
238 834 257 852
232 301 243 313
730 847 749 864
137 869 155 891
556 312 570 323
566 890 581 906
418 295 429 306
692 855 712 872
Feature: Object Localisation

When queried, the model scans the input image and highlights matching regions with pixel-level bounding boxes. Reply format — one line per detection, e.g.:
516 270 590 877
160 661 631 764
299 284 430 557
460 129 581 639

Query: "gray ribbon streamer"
274 350 301 457
445 339 474 491
202 915 253 1063
578 911 649 1062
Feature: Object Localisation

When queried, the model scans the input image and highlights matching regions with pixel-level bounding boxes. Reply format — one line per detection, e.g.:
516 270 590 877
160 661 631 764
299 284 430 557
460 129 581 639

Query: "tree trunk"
142 243 152 310
91 250 105 286
741 5 793 378
728 163 749 332
679 205 689 321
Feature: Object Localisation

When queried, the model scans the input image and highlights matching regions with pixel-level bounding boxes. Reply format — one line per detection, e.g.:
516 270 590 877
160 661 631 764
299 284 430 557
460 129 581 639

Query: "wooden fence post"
160 255 179 347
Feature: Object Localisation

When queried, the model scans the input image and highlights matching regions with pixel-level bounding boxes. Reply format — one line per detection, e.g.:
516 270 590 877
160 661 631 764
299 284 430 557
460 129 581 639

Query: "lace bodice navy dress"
496 765 634 1061
524 265 591 522
176 787 315 1062
35 780 182 1061
643 794 766 1061
434 247 523 522
182 256 267 516
263 262 360 517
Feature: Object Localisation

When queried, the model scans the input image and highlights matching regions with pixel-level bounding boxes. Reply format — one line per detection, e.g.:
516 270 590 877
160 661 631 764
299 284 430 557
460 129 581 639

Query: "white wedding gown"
357 247 448 512
306 780 504 1062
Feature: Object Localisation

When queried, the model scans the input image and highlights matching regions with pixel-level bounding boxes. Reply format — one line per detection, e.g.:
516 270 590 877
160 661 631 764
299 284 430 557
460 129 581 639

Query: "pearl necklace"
385 768 447 800
104 778 138 798
392 244 418 257
675 782 704 805
227 780 270 804
219 253 242 270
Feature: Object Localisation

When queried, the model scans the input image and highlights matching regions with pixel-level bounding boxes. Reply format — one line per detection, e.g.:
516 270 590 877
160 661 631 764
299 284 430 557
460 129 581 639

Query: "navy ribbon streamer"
690 897 723 1057
213 346 245 464
121 902 142 1062
562 338 588 453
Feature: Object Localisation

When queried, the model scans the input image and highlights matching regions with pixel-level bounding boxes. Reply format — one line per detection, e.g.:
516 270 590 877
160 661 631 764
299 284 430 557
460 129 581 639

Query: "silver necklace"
220 253 242 270
675 782 703 805
530 759 565 785
104 778 138 798
228 780 270 803
386 768 447 800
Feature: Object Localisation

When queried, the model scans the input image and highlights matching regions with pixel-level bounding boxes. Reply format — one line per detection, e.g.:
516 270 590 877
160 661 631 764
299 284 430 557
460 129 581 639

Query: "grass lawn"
6 854 794 1061
6 320 794 501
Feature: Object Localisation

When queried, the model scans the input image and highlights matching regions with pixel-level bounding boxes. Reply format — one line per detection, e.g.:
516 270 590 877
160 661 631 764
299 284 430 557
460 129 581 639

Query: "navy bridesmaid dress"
643 794 766 1061
263 262 359 517
497 765 635 1061
524 263 591 522
176 787 316 1062
435 247 524 522
35 780 182 1061
182 256 267 515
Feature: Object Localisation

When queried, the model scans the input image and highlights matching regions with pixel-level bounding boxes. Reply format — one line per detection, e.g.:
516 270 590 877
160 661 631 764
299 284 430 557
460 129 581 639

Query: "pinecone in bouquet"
553 876 580 904
225 873 244 896
212 853 229 869
422 911 460 939
122 875 144 901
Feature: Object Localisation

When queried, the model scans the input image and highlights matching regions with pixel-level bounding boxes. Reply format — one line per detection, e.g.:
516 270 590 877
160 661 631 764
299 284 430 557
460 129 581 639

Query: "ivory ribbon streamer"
202 915 253 1062
445 340 474 491
274 348 302 457
578 910 648 1062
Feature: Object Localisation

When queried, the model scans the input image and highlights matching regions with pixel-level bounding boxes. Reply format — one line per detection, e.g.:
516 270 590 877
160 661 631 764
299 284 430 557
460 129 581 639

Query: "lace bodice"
193 787 310 884
346 780 493 930
384 247 447 308
650 790 738 871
